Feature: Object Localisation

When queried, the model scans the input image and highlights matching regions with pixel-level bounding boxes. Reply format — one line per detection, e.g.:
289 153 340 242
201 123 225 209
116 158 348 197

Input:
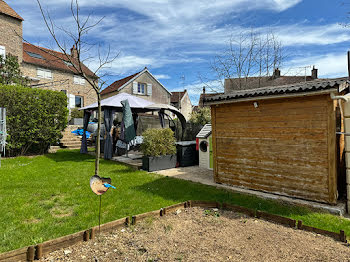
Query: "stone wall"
102 71 171 104
21 63 96 106
0 14 23 62
180 91 192 120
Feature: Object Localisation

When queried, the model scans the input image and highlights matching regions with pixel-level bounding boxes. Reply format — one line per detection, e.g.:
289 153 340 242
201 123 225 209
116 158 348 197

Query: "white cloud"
274 23 350 46
87 55 154 75
154 74 171 79
284 53 348 78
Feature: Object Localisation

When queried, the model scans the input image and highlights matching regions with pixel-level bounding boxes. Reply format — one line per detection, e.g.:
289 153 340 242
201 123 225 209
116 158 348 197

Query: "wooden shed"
205 78 349 204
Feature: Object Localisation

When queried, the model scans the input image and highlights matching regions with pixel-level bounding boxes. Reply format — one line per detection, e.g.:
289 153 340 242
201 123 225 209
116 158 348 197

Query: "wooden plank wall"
211 94 337 204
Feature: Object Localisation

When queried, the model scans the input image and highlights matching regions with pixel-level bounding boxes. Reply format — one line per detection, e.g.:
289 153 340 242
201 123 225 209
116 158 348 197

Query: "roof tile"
0 0 23 21
101 72 140 95
23 43 96 78
170 91 186 103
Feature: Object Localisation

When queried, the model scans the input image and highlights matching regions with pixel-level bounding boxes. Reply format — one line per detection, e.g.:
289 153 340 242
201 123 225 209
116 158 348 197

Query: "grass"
1 149 350 252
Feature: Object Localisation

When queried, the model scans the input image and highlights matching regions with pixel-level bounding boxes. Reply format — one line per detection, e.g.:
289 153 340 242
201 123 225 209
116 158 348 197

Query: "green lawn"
1 149 350 252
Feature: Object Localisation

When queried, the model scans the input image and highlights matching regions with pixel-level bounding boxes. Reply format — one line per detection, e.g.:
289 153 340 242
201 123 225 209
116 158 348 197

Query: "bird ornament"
90 175 116 195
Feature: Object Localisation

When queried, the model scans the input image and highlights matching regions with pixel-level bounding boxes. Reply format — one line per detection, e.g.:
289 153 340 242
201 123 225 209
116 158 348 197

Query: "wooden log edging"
0 246 28 262
297 221 346 242
222 203 255 217
190 200 219 209
256 210 297 228
0 200 347 261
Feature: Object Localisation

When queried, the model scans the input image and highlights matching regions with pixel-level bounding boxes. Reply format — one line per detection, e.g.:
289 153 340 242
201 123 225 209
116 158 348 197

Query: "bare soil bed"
40 207 350 261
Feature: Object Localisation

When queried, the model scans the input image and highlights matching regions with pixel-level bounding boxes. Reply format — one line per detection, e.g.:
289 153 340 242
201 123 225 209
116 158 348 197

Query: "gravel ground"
40 207 350 262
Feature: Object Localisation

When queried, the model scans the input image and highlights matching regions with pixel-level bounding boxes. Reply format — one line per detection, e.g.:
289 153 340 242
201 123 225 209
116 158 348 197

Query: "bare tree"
36 0 118 176
208 30 284 92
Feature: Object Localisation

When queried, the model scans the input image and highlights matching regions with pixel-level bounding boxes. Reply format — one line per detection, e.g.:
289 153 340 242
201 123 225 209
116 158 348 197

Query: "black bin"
176 141 199 167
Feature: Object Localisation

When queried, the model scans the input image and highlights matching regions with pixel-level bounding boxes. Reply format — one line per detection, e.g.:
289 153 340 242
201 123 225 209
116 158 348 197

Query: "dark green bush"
0 84 68 156
189 106 211 125
0 54 29 86
70 107 84 118
141 128 176 157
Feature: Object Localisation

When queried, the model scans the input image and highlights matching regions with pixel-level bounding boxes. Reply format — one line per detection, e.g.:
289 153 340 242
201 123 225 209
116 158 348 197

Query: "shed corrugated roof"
196 124 212 138
205 78 348 104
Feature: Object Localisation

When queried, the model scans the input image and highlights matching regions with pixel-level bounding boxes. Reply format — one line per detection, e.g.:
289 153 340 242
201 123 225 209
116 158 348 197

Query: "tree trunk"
95 92 101 176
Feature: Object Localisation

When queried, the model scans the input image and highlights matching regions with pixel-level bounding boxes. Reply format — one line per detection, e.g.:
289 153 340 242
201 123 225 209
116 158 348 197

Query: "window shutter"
74 75 79 84
74 75 85 85
46 70 52 79
69 94 76 108
37 68 44 78
147 83 152 96
133 81 138 94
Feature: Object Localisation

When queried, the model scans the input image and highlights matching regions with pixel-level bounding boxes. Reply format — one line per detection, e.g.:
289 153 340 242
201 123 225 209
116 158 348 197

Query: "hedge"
0 84 68 156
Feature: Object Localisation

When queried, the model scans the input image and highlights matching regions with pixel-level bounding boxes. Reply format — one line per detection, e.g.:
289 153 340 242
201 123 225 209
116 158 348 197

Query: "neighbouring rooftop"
0 0 23 21
205 78 349 104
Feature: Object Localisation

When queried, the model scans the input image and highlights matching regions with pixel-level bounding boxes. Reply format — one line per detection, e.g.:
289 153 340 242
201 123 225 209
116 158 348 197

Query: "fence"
0 107 6 167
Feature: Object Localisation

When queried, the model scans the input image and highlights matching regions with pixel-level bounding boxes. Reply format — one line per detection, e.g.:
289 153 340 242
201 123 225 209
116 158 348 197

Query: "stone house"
0 0 97 109
101 67 171 105
170 90 192 120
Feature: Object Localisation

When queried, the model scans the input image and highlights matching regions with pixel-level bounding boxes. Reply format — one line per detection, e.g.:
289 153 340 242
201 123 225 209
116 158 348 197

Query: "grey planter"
142 155 177 172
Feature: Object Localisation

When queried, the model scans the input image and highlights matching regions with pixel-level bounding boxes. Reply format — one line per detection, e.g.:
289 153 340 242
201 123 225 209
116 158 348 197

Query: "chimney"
202 87 206 107
70 45 78 59
311 66 318 79
273 68 281 79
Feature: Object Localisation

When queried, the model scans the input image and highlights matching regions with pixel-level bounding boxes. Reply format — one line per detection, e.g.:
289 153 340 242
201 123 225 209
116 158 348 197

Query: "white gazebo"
80 93 186 159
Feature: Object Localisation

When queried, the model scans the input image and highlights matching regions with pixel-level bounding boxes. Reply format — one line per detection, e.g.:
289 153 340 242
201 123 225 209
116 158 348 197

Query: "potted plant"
141 128 177 171
69 107 84 125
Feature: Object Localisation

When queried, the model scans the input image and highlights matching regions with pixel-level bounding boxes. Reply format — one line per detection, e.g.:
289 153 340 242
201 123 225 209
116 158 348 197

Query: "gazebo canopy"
80 93 153 112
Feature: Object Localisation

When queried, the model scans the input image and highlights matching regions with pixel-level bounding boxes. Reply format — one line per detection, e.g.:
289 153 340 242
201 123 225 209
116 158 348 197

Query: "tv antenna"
297 65 312 81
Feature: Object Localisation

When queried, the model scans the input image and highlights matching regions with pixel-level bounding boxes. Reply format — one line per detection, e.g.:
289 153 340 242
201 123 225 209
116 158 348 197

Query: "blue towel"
71 129 91 139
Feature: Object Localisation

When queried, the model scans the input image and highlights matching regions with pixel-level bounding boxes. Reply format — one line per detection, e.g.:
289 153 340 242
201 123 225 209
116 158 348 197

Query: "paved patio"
155 166 347 216
111 151 142 169
154 166 214 184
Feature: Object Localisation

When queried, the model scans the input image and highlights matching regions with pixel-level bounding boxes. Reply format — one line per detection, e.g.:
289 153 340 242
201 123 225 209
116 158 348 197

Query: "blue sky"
9 0 350 104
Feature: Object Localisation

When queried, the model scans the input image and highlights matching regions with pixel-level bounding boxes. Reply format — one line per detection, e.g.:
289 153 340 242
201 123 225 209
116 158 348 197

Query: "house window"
37 68 52 79
75 95 83 108
26 51 43 59
0 45 5 61
138 83 146 94
74 75 85 85
64 61 73 67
